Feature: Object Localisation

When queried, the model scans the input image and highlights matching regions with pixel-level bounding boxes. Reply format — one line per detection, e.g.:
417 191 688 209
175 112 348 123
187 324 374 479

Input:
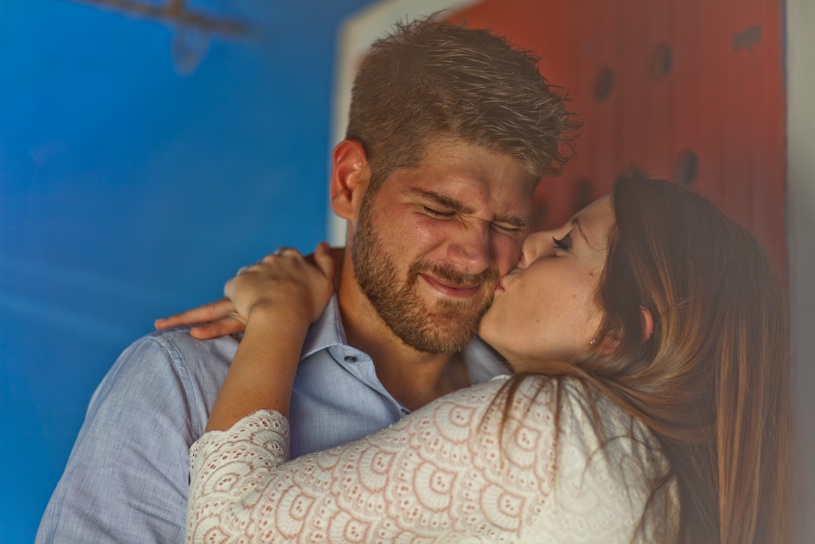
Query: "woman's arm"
204 244 336 431
187 377 674 543
187 378 552 543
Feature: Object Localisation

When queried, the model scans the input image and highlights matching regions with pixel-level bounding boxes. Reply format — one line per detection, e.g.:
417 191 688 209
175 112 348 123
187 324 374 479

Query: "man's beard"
352 193 498 354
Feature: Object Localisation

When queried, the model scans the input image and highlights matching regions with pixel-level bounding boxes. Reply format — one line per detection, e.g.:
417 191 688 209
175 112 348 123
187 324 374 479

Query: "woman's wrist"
244 301 311 337
246 300 313 330
204 303 311 432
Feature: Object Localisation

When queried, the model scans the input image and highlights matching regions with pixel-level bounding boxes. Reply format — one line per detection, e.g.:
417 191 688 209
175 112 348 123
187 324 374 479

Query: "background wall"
0 1 377 541
451 0 787 270
3 0 811 542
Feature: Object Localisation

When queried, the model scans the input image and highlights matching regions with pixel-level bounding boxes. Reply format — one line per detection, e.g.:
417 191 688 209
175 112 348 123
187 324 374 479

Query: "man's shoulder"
94 328 239 407
79 328 241 445
121 327 239 372
35 328 229 544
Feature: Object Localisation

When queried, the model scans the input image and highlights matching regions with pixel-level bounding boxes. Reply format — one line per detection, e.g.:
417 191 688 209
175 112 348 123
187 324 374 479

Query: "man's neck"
336 258 469 411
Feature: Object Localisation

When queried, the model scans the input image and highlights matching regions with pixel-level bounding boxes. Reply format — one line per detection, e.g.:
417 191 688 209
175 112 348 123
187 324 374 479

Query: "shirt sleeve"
186 377 673 543
36 333 205 544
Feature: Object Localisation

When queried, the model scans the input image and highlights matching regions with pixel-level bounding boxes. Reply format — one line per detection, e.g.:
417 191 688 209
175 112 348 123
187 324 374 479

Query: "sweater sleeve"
186 377 675 543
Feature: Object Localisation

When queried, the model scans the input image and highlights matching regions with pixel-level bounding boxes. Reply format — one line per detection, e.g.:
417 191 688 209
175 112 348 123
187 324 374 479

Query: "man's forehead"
383 135 534 196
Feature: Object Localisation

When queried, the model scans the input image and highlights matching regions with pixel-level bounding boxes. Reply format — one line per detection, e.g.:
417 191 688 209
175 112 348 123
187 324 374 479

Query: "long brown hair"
499 175 793 542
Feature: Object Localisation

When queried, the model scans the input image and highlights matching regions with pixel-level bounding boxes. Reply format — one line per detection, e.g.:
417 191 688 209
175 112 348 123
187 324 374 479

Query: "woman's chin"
476 314 497 345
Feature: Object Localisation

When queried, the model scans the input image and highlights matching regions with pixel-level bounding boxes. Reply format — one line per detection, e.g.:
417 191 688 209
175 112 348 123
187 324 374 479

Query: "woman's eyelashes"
552 233 573 251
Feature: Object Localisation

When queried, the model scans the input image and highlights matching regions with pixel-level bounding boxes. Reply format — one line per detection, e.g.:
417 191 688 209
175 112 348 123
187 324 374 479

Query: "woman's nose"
520 230 553 266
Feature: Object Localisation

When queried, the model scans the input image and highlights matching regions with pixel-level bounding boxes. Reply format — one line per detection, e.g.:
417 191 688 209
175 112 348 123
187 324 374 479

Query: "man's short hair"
346 16 578 189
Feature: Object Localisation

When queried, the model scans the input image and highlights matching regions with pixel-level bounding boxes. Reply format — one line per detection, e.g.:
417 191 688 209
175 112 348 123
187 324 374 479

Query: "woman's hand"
154 299 243 339
154 245 343 339
202 243 338 431
225 243 336 326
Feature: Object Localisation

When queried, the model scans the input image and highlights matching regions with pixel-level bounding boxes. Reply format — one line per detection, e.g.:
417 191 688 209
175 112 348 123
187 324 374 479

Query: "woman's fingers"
155 245 341 337
189 313 246 339
154 298 236 330
313 242 337 280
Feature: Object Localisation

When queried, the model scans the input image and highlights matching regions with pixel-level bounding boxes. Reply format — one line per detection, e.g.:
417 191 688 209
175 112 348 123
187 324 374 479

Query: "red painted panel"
448 0 786 273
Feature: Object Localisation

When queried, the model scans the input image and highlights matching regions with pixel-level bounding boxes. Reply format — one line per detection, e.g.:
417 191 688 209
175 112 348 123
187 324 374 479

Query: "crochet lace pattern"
187 376 676 543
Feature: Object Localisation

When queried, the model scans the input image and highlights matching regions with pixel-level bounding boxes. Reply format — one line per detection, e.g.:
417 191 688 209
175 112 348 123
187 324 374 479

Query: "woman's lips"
419 273 480 298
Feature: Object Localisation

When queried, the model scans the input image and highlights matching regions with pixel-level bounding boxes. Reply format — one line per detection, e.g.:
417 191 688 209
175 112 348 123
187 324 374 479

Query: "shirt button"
344 355 358 363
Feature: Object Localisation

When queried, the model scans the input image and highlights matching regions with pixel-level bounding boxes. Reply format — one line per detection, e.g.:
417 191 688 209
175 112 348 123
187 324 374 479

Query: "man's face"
352 138 537 354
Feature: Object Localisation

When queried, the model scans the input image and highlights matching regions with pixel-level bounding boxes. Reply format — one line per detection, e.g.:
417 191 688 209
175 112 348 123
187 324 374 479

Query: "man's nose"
445 221 492 275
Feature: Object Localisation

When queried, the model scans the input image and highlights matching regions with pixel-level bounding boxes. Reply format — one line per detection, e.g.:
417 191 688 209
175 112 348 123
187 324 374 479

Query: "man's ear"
639 305 654 343
330 139 371 220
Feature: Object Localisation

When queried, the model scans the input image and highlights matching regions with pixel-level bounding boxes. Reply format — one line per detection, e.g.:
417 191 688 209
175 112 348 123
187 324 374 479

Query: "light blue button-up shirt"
37 295 509 543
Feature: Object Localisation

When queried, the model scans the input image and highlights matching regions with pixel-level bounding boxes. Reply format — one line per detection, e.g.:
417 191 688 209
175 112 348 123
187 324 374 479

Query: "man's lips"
419 273 480 298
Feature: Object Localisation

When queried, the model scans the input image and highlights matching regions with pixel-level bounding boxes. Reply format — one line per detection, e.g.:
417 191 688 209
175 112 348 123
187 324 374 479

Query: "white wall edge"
786 0 815 541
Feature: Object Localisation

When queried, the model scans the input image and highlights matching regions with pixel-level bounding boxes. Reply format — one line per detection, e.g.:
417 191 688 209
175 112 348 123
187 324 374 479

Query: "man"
37 18 575 543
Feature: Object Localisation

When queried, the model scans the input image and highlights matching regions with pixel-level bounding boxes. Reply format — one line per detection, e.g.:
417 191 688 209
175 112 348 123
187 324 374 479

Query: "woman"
183 176 793 543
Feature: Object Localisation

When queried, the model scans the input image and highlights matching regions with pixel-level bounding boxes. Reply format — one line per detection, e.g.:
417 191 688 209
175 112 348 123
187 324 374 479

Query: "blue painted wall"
0 0 375 540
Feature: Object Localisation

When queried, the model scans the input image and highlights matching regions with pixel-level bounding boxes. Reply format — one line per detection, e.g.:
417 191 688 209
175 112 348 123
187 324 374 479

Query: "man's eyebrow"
408 188 530 228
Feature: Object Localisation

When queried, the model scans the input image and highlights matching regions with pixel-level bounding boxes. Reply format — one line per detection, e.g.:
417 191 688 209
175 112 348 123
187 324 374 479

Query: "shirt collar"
299 294 346 360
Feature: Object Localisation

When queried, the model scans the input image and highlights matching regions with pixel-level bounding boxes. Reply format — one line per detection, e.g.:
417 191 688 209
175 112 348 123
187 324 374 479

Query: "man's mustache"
407 260 499 287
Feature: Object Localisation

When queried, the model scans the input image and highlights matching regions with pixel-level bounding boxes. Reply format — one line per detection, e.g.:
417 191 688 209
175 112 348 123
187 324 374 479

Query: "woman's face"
479 196 614 371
